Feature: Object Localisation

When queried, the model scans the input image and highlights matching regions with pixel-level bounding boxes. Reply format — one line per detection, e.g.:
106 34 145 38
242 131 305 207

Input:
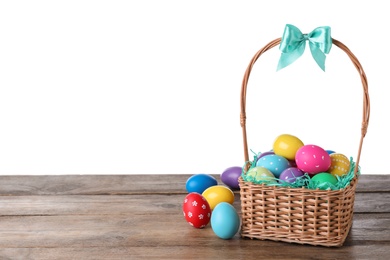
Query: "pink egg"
295 144 331 174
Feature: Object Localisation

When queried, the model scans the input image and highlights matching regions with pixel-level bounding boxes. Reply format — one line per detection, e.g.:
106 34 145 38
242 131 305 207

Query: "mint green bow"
277 24 332 71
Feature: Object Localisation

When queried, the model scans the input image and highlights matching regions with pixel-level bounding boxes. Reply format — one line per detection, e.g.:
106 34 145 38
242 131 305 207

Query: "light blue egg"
255 154 290 178
211 202 240 239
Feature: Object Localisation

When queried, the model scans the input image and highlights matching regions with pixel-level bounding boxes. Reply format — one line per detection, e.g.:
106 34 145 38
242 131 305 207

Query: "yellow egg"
273 134 304 160
329 153 350 177
202 185 234 210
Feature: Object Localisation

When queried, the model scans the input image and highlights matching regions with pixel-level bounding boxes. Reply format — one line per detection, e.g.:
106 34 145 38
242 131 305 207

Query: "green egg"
311 172 338 190
246 166 277 184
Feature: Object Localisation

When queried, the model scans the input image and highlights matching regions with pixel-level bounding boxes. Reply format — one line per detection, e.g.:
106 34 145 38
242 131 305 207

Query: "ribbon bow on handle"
277 24 332 71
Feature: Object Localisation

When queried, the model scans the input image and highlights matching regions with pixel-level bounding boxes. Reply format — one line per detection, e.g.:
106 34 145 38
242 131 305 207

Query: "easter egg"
185 173 218 194
279 167 305 183
311 172 338 190
273 134 304 160
288 159 297 167
211 202 240 239
182 192 211 228
256 154 290 177
221 166 242 190
326 150 336 155
245 166 277 184
202 185 234 210
295 145 331 174
329 153 350 177
256 151 275 162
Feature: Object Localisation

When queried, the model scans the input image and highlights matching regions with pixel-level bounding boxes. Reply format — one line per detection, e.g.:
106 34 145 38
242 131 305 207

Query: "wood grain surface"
0 174 389 260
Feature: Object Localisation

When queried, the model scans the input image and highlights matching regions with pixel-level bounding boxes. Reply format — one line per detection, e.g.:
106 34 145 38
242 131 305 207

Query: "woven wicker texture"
239 38 370 247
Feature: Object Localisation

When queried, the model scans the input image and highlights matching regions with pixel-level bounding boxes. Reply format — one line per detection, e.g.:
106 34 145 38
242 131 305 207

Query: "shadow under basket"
238 37 370 247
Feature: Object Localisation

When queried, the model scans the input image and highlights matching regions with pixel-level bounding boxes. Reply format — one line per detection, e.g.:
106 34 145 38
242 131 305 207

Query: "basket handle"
240 38 370 174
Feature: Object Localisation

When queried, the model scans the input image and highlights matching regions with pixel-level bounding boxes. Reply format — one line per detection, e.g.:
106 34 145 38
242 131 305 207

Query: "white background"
0 1 387 175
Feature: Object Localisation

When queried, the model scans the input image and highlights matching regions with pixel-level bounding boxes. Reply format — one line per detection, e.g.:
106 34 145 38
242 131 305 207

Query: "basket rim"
238 174 358 195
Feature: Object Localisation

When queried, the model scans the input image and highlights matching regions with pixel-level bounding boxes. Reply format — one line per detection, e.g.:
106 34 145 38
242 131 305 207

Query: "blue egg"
185 173 218 194
255 154 290 178
211 202 240 239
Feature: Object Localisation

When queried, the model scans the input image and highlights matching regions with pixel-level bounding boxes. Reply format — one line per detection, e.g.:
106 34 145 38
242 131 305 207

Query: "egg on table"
220 166 242 190
182 192 211 228
202 185 235 210
185 173 218 194
211 202 240 239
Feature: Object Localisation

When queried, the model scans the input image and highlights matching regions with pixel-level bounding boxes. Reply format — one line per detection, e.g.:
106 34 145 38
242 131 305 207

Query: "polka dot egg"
329 153 350 177
295 144 331 175
279 167 305 183
255 154 290 178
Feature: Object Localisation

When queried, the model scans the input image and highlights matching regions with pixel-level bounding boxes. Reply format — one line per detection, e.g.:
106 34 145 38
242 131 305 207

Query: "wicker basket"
238 37 370 247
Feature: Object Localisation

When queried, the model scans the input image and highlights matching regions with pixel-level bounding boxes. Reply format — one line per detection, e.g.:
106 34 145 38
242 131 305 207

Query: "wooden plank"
0 192 388 217
0 214 388 247
0 174 388 195
0 195 188 216
0 175 189 195
0 214 388 259
354 192 390 213
355 174 390 192
0 244 390 260
0 174 388 259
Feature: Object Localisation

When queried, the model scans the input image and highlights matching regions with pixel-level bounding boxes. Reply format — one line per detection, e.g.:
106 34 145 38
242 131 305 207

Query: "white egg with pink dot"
295 144 331 175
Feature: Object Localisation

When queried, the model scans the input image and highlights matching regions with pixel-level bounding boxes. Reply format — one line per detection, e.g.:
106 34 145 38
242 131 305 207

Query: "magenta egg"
279 167 304 183
295 145 331 174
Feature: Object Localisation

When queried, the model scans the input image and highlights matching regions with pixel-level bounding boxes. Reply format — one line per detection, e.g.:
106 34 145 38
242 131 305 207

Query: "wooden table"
0 174 389 259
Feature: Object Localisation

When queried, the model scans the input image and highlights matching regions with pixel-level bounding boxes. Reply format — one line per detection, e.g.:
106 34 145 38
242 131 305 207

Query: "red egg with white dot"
295 144 331 175
182 192 211 228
